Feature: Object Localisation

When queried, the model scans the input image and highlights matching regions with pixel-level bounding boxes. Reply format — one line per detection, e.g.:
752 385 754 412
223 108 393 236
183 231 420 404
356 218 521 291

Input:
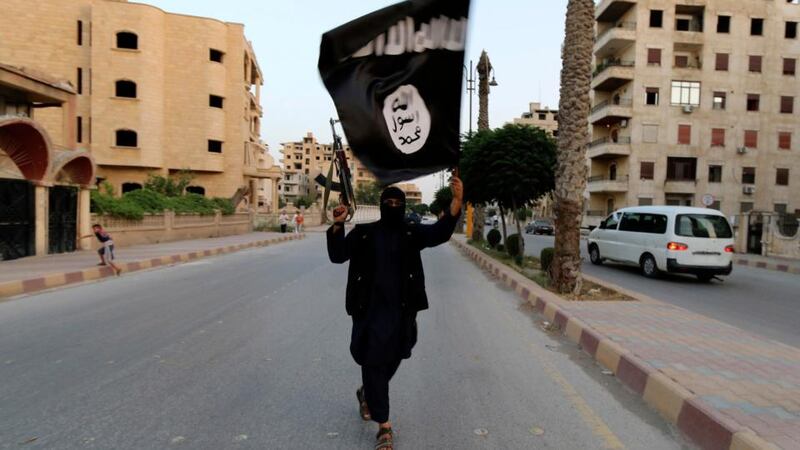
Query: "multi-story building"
0 0 281 210
586 0 800 227
394 183 423 205
513 102 559 137
279 132 375 205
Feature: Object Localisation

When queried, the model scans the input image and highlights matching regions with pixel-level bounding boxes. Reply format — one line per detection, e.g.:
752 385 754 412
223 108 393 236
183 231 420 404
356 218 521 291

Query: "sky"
147 0 569 203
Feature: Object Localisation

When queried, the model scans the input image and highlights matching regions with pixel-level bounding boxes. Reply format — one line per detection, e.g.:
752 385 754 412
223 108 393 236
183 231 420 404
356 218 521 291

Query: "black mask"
379 187 406 227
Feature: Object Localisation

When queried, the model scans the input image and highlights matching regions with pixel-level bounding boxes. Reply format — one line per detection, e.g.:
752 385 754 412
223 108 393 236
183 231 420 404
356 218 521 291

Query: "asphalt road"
518 232 800 348
0 234 690 449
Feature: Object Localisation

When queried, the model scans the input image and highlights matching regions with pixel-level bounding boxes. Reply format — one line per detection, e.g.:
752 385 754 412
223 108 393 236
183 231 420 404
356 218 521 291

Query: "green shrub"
212 197 235 215
122 189 168 213
506 234 522 259
91 187 233 219
540 247 555 273
487 229 502 248
496 244 505 252
167 193 217 215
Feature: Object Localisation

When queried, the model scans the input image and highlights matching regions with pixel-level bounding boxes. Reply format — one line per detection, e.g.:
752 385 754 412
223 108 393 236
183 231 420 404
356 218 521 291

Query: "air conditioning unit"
620 119 629 128
743 186 756 195
682 105 694 113
737 147 748 154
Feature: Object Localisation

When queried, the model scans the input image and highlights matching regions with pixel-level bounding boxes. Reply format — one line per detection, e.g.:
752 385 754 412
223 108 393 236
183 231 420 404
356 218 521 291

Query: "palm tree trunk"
552 0 593 294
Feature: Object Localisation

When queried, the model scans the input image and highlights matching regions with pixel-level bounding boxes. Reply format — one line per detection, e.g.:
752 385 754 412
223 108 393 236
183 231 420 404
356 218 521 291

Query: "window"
784 58 797 76
741 202 754 213
667 157 697 181
601 213 620 230
775 203 788 214
711 128 725 146
116 31 138 50
744 130 758 148
115 80 137 98
538 113 546 120
647 48 662 66
77 117 82 143
76 68 82 95
186 186 206 196
650 10 663 28
678 124 692 144
209 95 224 108
670 80 700 106
640 162 655 180
717 15 731 33
713 91 727 110
620 213 668 234
781 96 794 114
674 55 689 68
642 124 659 143
115 129 137 147
675 215 733 239
787 21 798 39
708 165 723 183
77 20 83 45
742 167 756 184
676 17 691 31
749 55 762 73
645 87 659 105
779 132 792 150
776 169 790 186
715 53 729 71
209 49 224 62
208 139 223 153
709 201 721 211
122 182 142 194
638 198 654 206
747 94 760 112
751 18 764 36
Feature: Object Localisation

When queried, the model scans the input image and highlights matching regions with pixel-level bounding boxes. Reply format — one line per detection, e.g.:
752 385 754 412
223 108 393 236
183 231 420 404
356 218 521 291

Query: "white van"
587 206 734 281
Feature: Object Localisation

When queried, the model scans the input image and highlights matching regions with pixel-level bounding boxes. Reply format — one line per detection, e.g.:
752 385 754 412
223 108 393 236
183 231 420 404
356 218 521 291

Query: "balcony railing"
589 136 632 148
591 98 633 114
588 174 629 183
596 21 637 41
593 60 635 78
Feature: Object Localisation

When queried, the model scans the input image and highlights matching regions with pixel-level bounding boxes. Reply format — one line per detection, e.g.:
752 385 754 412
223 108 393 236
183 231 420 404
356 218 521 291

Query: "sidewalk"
452 237 799 450
0 232 304 300
733 253 800 275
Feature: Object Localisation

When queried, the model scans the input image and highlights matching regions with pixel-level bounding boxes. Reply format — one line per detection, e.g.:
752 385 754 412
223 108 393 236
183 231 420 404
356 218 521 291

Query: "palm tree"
551 0 593 294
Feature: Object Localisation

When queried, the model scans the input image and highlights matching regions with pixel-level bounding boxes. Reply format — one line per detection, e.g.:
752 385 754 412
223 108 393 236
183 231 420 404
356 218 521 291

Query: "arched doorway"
186 186 206 196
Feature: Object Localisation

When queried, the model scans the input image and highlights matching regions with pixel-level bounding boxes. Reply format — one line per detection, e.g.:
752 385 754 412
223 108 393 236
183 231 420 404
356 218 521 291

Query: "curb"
450 239 780 450
0 234 306 301
733 256 800 275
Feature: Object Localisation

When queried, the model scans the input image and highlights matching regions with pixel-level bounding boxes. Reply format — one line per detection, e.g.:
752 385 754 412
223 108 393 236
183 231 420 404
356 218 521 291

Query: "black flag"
319 0 470 186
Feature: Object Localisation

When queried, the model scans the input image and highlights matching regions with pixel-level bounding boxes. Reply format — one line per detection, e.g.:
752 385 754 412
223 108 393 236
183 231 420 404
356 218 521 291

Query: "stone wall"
91 211 252 248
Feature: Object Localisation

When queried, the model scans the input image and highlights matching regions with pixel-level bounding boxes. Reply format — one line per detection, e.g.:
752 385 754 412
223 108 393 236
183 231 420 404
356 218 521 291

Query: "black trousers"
361 359 402 423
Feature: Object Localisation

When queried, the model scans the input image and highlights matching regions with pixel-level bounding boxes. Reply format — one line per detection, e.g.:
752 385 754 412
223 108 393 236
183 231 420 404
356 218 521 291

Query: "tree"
460 124 557 250
144 170 194 197
551 0 593 295
355 181 382 205
430 185 453 218
410 203 429 216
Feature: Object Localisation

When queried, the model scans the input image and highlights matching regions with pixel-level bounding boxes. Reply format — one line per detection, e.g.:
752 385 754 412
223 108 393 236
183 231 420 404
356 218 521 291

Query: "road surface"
0 234 689 449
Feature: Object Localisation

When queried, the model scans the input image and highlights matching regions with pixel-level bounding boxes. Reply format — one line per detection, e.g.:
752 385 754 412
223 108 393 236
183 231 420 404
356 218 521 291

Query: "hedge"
91 189 235 220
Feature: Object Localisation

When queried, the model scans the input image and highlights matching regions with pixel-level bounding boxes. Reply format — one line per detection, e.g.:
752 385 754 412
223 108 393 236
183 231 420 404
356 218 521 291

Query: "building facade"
0 0 281 211
279 132 375 205
512 102 559 136
587 0 800 227
394 183 423 205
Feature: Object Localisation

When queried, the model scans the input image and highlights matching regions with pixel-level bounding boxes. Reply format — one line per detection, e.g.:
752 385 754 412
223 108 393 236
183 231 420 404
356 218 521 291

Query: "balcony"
588 136 631 159
595 22 636 59
590 98 632 126
596 0 636 22
592 60 635 92
588 174 629 193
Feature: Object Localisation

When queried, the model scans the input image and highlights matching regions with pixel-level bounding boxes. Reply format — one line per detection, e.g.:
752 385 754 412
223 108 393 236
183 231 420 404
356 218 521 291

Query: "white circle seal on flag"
382 84 431 155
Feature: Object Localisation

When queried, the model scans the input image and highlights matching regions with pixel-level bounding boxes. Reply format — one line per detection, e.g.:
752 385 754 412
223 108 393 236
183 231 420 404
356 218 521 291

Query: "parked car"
406 212 422 225
587 206 734 281
525 219 554 235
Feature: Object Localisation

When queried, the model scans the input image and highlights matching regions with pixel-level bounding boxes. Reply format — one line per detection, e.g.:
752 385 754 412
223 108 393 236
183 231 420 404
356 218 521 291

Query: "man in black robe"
327 177 463 449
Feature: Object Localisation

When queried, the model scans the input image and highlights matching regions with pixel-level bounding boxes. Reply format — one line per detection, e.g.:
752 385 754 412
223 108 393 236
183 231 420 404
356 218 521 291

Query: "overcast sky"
147 0 568 202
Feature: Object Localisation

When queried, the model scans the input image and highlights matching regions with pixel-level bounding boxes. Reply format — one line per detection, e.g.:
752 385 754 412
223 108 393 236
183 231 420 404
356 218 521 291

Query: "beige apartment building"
587 0 800 228
395 183 423 205
0 0 281 210
279 132 375 205
513 102 559 136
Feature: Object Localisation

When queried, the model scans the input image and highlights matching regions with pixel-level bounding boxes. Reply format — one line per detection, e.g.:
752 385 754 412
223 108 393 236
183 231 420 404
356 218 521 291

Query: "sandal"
356 387 371 421
375 427 393 450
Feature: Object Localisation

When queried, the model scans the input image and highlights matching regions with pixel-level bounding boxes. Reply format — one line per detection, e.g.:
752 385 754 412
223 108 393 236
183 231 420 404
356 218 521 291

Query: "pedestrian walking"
327 176 463 449
279 210 289 233
295 210 305 234
79 224 122 276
